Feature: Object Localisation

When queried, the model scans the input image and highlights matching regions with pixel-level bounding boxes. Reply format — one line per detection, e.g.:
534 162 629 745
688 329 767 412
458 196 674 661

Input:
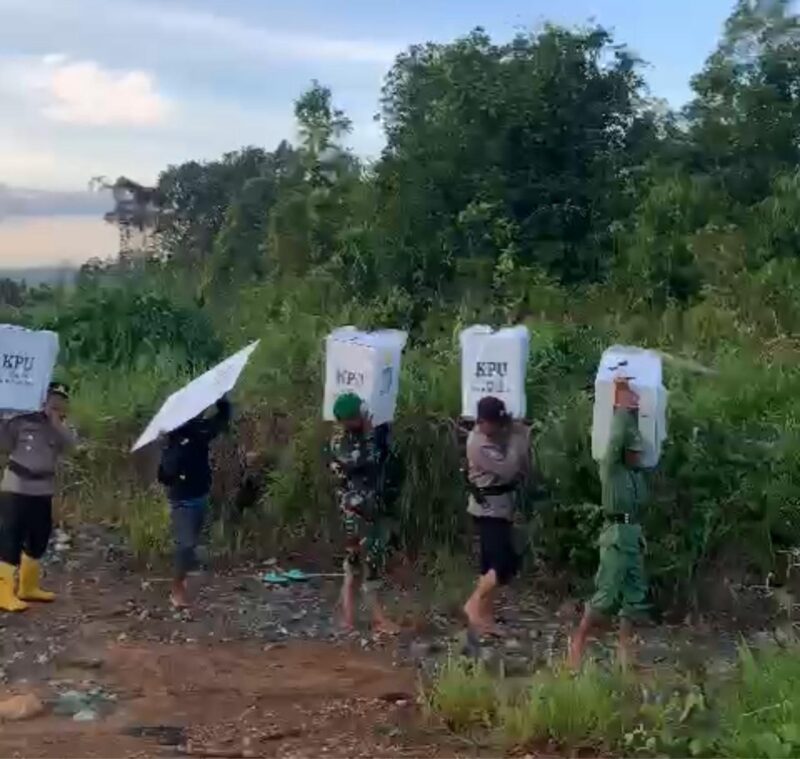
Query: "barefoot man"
157 395 231 609
0 382 76 612
329 392 398 635
569 378 650 669
463 396 529 635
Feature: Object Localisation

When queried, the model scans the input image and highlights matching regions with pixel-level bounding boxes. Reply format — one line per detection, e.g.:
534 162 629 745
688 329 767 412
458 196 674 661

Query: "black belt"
463 477 518 506
478 482 518 497
6 460 54 481
606 513 637 525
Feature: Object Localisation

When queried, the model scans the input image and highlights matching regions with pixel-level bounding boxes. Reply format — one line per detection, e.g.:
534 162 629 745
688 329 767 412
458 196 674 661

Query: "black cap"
48 381 70 400
476 396 508 423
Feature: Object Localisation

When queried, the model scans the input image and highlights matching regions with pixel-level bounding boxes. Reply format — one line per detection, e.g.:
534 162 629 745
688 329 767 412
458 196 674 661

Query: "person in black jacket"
157 396 231 608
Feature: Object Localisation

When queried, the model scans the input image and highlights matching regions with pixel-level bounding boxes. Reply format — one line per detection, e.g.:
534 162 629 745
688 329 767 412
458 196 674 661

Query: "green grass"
500 663 623 751
28 255 800 604
717 645 800 758
120 488 172 562
428 548 476 616
423 644 800 757
422 657 498 732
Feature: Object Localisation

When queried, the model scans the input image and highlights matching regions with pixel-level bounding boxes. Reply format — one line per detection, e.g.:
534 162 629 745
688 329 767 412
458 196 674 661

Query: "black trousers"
473 517 519 585
474 516 518 585
0 492 53 565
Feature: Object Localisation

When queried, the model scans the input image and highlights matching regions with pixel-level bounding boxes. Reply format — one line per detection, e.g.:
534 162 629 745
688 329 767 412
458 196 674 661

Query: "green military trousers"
589 522 649 620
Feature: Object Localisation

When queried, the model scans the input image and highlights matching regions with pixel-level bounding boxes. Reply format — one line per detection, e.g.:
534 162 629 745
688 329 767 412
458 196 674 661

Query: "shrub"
717 645 800 759
423 657 498 732
44 287 220 370
500 664 623 751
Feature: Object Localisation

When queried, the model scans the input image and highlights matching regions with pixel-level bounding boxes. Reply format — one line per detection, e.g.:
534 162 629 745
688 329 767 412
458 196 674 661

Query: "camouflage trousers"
338 493 390 592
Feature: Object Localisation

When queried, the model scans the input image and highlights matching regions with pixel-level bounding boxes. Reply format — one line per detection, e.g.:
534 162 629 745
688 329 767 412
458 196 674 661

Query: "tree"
294 81 352 165
618 175 726 306
157 147 270 264
686 0 800 204
376 26 657 289
211 145 303 286
0 278 25 308
266 83 363 276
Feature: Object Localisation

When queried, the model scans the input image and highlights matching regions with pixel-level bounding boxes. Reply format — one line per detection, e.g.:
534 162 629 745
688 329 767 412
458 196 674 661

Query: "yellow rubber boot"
0 562 28 612
18 554 55 602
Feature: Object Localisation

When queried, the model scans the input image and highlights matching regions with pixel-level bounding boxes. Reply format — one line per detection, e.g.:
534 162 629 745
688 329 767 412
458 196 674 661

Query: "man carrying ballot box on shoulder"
569 377 650 670
463 396 530 636
328 392 398 636
0 382 76 612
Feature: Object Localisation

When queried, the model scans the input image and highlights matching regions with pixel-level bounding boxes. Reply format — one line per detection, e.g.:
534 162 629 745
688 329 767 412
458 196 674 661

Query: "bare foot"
170 580 190 610
480 621 503 638
335 604 355 632
372 617 401 636
371 606 400 636
464 598 498 636
463 597 482 628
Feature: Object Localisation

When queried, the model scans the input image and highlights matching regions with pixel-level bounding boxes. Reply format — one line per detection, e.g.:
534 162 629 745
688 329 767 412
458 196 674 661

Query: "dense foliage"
18 0 800 609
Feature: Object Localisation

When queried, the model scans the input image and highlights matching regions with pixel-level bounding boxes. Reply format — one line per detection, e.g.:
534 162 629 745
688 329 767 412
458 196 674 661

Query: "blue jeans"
170 496 207 579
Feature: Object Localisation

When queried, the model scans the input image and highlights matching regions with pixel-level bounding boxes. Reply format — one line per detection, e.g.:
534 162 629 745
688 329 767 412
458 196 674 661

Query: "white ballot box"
0 325 59 412
460 325 530 419
591 345 667 468
323 327 408 426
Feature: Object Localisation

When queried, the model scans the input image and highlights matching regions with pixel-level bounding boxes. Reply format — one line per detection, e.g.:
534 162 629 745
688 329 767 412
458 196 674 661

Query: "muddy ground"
0 524 779 758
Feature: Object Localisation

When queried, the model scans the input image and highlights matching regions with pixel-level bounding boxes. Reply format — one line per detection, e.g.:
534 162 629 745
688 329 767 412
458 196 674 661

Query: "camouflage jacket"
329 427 379 517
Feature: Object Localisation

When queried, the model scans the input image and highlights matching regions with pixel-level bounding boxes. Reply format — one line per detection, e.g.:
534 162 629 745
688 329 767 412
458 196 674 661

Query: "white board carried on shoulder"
0 325 59 412
131 341 259 452
460 325 530 420
591 345 668 468
323 327 407 427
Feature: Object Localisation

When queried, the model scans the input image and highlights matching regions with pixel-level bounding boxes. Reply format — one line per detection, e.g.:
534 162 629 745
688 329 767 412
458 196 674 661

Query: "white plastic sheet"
323 327 407 426
0 325 59 412
131 341 259 452
459 325 530 419
591 345 668 468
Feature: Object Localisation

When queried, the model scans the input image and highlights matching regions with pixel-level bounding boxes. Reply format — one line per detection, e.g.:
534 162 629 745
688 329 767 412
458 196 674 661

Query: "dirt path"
0 524 760 757
0 640 439 758
0 525 471 758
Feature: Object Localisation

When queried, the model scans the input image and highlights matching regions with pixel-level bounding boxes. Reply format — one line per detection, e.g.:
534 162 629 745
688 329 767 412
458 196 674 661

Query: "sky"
0 0 738 267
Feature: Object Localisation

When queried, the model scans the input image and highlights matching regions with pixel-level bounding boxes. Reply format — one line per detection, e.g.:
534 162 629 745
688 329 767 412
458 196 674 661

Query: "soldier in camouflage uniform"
329 392 398 634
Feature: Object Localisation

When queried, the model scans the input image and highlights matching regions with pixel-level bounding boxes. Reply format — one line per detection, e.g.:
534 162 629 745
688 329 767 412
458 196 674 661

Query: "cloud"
0 55 171 128
0 0 397 194
0 54 169 128
0 0 404 67
0 143 58 180
142 5 401 65
40 59 169 127
0 92 300 190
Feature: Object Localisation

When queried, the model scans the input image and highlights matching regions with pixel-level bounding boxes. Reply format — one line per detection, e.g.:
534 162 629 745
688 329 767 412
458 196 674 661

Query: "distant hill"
0 266 77 286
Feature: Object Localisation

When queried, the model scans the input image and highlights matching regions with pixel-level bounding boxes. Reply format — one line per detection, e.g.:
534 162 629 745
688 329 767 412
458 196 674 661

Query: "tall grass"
500 664 623 751
717 645 800 758
423 657 498 732
423 645 800 757
32 253 800 601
